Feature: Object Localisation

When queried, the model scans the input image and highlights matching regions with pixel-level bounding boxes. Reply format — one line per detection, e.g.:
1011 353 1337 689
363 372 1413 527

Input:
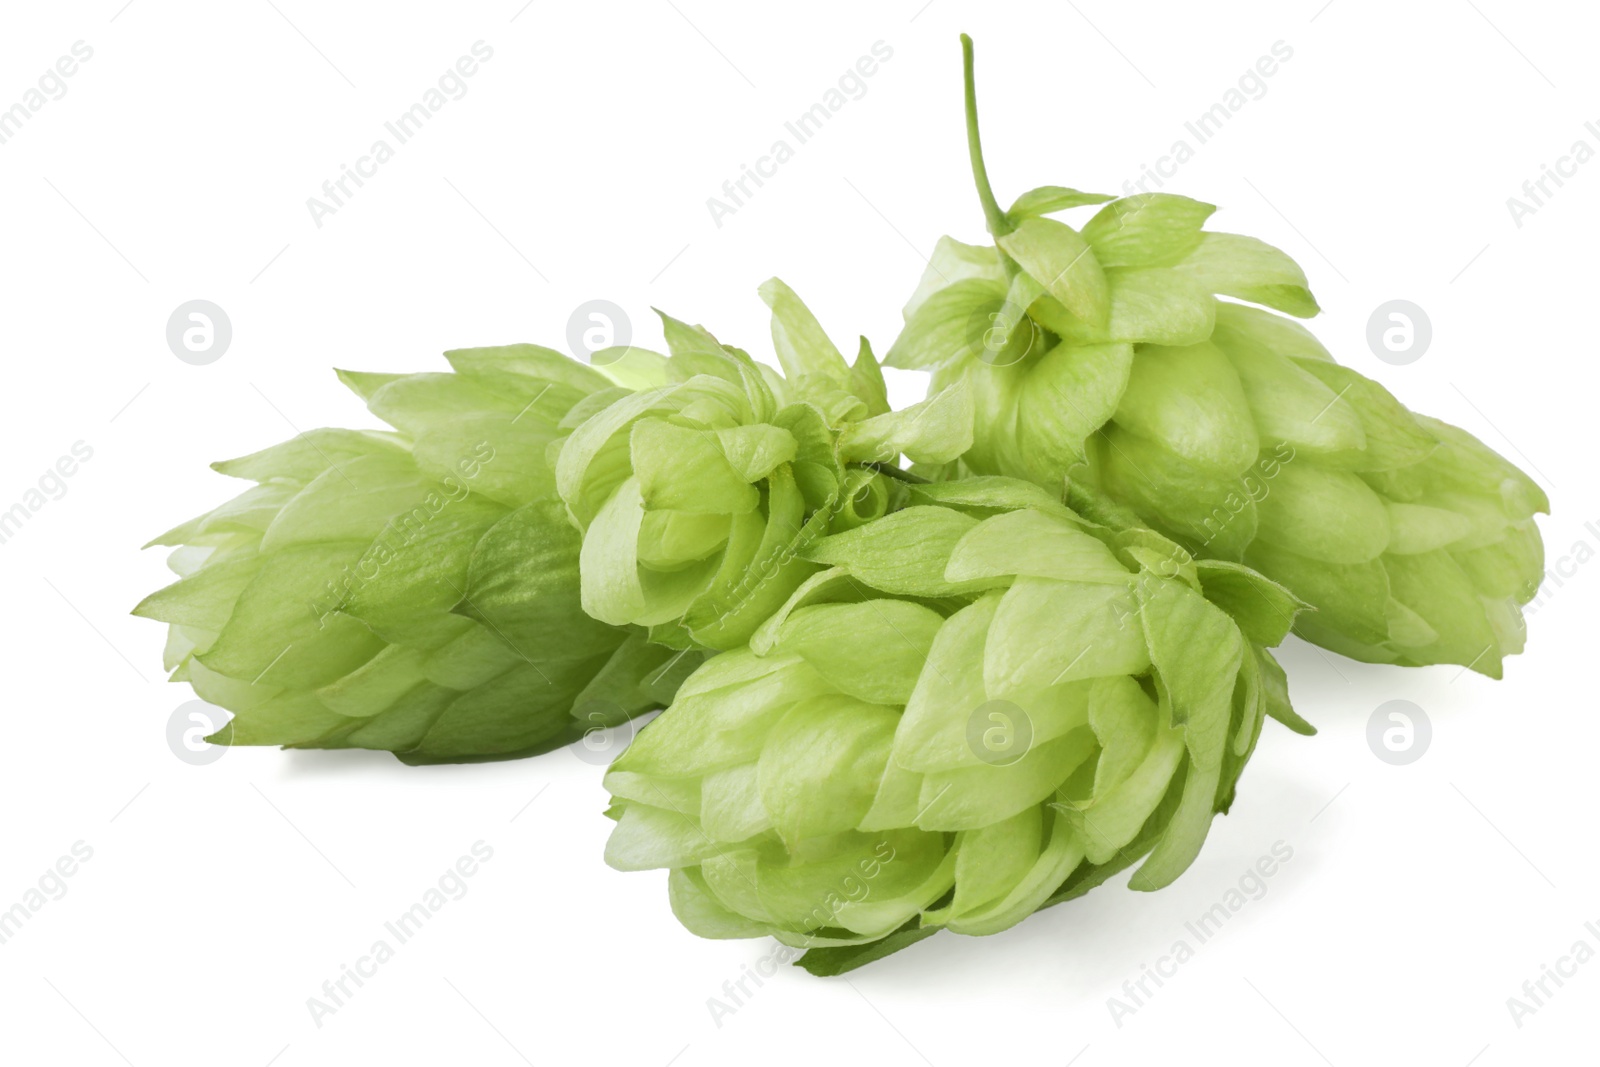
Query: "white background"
0 1 1594 1064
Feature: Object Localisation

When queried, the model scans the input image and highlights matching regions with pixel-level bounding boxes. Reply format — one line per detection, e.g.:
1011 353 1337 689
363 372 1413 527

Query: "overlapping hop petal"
603 480 1307 965
885 43 1546 676
138 281 975 762
136 347 696 762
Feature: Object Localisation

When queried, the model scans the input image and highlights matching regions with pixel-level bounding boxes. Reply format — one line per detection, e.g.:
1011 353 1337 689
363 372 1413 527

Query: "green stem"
860 461 931 485
962 34 1012 238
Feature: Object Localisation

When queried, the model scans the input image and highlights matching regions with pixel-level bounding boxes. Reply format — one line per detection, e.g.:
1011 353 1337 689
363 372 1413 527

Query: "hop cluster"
137 34 1547 976
135 347 693 762
603 482 1304 967
884 39 1547 677
139 284 973 761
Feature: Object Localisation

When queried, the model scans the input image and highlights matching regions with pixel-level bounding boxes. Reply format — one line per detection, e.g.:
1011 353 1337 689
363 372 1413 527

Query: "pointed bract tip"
756 277 791 306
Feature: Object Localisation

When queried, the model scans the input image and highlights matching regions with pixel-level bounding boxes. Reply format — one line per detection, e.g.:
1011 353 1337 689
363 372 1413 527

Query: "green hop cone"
884 36 1547 677
601 476 1309 972
556 278 974 653
136 345 699 763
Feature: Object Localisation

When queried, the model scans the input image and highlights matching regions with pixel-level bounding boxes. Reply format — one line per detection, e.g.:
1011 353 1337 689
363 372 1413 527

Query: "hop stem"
861 460 931 485
961 34 1013 238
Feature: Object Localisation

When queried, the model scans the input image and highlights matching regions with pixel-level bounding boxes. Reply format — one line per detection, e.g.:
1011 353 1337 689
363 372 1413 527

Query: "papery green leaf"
1291 360 1439 472
1255 644 1312 735
984 578 1150 693
458 500 623 659
758 697 900 845
1193 560 1304 647
938 807 1043 918
606 802 727 871
905 476 1071 517
578 476 649 626
1221 338 1366 455
1254 463 1391 564
715 424 798 484
340 494 511 647
1093 425 1261 561
1113 342 1259 476
837 378 974 466
941 811 1085 935
946 508 1129 585
804 506 986 597
1212 301 1333 362
630 417 762 515
777 602 944 705
1128 754 1221 891
210 429 408 484
997 216 1109 326
759 278 853 385
260 452 436 551
1174 233 1320 318
914 727 1098 830
849 337 892 417
1137 579 1243 769
445 343 613 393
901 236 1006 320
885 278 1008 371
1064 723 1184 865
1012 341 1134 477
1081 193 1216 268
1007 186 1115 219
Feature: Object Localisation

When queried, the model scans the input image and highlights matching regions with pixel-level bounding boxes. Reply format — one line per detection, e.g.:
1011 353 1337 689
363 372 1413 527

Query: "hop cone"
136 345 696 763
601 477 1307 973
558 278 974 652
884 37 1547 677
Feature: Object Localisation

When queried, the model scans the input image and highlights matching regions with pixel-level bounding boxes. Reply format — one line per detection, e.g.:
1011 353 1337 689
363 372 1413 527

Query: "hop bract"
136 346 694 762
602 479 1306 971
885 36 1547 677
